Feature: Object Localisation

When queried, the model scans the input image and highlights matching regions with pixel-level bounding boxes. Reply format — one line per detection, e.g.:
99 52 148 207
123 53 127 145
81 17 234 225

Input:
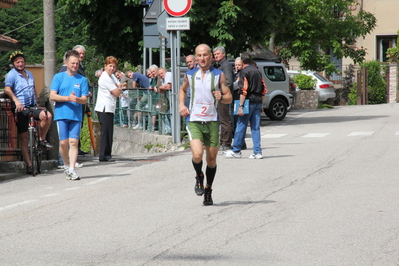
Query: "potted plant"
386 30 399 63
293 74 316 90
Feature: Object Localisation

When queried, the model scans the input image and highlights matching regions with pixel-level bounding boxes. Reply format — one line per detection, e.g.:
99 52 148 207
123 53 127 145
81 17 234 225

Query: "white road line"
348 131 374 136
262 134 288 138
64 187 82 191
302 133 330 138
84 177 110 186
41 193 60 198
0 199 37 212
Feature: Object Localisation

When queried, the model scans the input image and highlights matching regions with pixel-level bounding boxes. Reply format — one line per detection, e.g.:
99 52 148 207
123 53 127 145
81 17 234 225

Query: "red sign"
164 0 192 17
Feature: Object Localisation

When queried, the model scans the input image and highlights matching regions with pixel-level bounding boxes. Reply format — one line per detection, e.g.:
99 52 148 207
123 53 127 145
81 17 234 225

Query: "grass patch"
317 103 334 109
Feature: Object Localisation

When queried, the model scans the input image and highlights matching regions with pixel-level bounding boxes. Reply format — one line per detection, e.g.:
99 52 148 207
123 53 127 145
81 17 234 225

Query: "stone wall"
112 126 184 154
292 90 319 109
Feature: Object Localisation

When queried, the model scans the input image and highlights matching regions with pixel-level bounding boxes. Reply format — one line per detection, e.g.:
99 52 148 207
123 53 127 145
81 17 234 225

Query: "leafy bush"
293 74 316 90
361 61 387 104
386 30 399 63
348 82 358 105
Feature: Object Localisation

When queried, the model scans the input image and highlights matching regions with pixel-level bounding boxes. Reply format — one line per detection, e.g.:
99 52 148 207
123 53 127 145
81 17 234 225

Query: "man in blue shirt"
5 51 53 175
130 71 150 89
50 50 89 180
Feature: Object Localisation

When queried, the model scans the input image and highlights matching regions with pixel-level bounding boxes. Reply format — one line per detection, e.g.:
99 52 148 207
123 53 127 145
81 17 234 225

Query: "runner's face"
13 57 25 72
195 46 211 70
66 55 80 73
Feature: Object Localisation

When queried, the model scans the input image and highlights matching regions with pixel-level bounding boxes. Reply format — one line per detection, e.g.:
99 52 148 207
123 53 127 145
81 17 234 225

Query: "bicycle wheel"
36 146 43 174
29 128 38 176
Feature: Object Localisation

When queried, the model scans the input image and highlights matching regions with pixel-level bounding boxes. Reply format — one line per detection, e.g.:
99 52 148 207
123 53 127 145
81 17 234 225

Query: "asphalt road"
1 103 399 265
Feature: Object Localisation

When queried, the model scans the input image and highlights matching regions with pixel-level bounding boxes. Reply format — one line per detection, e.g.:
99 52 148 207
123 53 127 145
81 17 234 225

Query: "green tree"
57 0 293 60
57 0 376 72
1 0 377 78
276 0 377 73
0 0 45 74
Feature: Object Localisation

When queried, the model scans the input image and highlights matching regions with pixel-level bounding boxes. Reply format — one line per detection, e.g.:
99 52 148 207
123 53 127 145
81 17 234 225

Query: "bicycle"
15 106 49 176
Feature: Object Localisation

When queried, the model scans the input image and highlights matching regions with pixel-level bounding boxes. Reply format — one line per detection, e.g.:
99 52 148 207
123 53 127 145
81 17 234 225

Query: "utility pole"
43 0 57 159
43 0 56 90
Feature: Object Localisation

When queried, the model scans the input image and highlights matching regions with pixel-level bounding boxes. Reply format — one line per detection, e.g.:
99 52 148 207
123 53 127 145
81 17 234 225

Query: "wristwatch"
239 104 244 108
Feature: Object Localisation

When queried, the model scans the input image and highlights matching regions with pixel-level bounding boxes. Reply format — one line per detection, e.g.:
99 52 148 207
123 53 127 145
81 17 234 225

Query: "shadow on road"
215 200 276 206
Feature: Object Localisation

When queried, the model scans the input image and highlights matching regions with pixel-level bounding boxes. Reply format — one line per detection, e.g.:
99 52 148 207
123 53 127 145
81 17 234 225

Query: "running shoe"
195 175 205 196
203 188 213 205
75 162 83 168
223 150 242 158
66 169 80 181
248 153 263 159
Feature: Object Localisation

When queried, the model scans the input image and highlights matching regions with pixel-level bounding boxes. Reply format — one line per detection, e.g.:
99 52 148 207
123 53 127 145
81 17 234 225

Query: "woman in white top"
95 56 122 162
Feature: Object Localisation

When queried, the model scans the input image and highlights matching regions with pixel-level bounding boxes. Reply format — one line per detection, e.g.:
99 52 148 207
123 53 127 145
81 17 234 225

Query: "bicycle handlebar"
14 106 48 123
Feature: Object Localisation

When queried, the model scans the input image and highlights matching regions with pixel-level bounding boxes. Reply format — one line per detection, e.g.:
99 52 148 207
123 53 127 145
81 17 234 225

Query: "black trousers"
218 102 232 147
97 111 114 161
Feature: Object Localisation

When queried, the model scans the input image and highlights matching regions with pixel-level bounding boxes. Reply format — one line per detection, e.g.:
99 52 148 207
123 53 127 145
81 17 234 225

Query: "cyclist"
4 51 53 175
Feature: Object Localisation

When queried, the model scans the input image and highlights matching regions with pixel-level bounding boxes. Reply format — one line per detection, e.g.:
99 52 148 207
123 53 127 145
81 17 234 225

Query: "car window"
313 73 329 82
263 66 286 81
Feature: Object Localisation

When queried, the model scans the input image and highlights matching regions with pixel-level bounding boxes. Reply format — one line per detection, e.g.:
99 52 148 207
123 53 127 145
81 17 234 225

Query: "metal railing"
0 98 20 161
91 87 179 135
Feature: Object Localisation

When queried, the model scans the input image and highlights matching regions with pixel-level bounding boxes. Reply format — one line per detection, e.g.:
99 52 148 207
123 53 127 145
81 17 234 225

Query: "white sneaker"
223 150 242 158
75 162 83 168
63 166 70 179
66 169 80 180
133 124 142 130
249 153 263 159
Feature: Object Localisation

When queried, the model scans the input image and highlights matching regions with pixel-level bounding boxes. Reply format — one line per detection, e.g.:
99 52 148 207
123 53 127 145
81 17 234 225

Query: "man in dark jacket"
213 46 234 151
224 52 267 159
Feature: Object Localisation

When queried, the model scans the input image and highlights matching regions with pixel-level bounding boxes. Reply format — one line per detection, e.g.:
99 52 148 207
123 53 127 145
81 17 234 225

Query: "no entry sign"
163 0 192 17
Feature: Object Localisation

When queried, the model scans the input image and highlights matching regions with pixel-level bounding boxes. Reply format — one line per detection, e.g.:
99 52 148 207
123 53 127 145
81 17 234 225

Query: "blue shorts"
57 120 81 140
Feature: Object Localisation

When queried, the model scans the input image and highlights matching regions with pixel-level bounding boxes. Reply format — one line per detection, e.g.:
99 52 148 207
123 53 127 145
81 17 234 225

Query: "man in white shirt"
158 67 172 134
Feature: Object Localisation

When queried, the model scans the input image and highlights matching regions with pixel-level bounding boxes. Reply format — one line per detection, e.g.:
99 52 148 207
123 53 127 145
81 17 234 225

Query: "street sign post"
163 0 192 143
166 17 190 31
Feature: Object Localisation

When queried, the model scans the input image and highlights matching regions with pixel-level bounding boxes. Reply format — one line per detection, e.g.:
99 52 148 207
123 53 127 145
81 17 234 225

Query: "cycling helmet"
9 50 25 63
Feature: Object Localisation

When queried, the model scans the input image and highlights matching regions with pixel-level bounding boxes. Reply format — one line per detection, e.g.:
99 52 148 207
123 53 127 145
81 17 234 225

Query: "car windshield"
263 66 286 82
313 73 330 82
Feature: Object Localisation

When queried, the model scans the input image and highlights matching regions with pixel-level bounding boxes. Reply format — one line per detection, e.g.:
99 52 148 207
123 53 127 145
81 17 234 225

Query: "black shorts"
13 106 44 134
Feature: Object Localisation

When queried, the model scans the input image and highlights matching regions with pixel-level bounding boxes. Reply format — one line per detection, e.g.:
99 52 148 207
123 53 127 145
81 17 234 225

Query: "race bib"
191 102 216 119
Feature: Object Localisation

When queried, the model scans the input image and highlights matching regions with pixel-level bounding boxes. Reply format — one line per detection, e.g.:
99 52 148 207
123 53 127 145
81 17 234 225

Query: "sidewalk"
0 151 186 182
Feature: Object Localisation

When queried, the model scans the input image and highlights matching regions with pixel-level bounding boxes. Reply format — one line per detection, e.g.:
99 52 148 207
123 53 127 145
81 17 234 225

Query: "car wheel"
265 98 287 121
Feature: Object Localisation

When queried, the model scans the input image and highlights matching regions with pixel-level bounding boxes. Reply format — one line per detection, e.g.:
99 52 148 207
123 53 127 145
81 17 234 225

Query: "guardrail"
91 87 183 136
